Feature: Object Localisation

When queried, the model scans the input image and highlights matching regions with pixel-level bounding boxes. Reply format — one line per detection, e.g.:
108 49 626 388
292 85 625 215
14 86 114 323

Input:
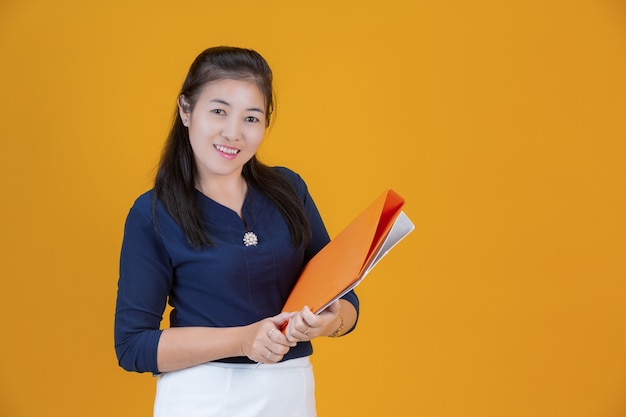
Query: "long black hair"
153 46 311 249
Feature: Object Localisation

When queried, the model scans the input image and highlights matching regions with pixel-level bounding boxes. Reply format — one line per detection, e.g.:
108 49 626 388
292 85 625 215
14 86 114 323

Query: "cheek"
249 128 266 147
188 121 213 144
188 129 212 156
188 131 201 150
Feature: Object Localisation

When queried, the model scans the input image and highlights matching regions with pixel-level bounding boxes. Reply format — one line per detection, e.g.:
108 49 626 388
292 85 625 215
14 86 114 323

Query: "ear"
178 94 191 126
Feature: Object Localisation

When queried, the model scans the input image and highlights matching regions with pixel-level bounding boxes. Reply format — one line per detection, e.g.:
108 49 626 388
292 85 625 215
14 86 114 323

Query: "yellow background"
1 0 625 416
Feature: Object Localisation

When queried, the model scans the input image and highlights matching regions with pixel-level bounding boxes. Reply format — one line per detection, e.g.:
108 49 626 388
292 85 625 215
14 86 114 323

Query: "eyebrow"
209 98 265 114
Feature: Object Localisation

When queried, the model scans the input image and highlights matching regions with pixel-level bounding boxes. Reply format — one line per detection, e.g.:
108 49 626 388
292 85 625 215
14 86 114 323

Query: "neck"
197 175 248 216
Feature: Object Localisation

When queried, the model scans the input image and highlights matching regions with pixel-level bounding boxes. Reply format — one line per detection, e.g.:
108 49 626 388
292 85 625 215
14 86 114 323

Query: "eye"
211 109 226 115
245 116 260 123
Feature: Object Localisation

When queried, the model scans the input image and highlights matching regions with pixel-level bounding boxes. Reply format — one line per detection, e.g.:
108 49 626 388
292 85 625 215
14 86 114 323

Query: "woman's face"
180 78 267 184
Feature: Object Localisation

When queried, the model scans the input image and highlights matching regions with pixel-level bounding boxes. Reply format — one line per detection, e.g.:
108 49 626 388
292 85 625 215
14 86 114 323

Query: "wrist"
328 313 345 338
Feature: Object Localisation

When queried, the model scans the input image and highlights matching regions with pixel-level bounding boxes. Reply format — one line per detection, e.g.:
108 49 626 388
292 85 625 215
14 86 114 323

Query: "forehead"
197 78 265 104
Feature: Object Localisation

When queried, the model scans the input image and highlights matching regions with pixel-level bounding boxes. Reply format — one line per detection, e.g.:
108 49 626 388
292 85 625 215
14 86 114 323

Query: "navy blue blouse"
114 167 359 373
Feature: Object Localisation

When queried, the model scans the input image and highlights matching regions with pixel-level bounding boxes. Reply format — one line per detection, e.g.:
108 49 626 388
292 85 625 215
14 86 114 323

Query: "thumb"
271 311 295 327
325 300 340 314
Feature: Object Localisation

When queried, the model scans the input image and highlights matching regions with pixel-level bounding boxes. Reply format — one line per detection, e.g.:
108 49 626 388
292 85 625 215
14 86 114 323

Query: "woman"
114 46 359 417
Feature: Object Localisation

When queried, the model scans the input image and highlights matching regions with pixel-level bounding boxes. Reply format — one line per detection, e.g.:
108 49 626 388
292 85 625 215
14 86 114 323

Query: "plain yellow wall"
1 0 625 416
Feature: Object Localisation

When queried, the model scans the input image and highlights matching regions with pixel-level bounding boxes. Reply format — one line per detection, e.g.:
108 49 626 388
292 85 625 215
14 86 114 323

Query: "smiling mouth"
214 144 240 155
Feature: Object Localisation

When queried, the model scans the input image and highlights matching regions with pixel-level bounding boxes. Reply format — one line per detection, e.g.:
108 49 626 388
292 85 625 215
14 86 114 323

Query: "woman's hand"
240 312 296 364
284 300 342 343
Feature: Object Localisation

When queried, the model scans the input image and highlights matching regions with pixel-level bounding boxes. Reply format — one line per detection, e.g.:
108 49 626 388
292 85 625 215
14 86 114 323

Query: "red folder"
282 189 413 314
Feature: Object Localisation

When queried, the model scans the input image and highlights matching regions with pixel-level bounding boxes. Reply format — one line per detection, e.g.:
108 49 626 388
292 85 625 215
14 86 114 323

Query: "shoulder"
272 166 309 196
124 189 157 224
129 189 155 212
272 166 301 181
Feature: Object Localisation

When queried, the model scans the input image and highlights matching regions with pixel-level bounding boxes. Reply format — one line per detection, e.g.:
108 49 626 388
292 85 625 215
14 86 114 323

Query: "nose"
221 117 242 141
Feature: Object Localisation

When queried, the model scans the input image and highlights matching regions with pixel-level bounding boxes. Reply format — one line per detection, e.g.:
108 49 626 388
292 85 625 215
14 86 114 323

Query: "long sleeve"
114 197 172 374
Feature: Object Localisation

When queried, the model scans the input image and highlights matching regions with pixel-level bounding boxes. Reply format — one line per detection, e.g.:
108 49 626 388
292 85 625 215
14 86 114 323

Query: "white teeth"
215 145 239 155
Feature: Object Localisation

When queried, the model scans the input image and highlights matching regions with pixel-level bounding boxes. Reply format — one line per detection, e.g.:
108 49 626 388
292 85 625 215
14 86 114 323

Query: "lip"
214 144 240 160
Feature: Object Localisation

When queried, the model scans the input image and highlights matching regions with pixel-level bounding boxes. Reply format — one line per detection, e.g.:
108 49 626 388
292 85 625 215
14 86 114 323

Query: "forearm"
321 299 357 337
157 326 244 372
156 312 295 373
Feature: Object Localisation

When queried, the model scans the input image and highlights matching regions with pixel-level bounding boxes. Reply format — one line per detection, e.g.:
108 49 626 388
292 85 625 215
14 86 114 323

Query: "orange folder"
282 189 414 315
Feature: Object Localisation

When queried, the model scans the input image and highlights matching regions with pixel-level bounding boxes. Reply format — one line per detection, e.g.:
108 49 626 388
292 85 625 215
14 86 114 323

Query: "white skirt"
153 357 316 417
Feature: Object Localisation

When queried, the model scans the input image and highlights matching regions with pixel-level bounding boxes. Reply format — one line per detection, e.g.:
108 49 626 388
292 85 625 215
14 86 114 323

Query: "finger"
294 316 311 336
295 309 321 335
271 312 294 328
294 314 311 334
263 342 289 363
301 306 319 325
267 327 277 340
285 315 312 341
284 317 304 343
262 348 275 363
325 300 340 313
268 324 297 347
284 323 299 343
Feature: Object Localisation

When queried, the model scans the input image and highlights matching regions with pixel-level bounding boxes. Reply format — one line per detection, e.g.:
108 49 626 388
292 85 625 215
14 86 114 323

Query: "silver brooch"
243 231 259 247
